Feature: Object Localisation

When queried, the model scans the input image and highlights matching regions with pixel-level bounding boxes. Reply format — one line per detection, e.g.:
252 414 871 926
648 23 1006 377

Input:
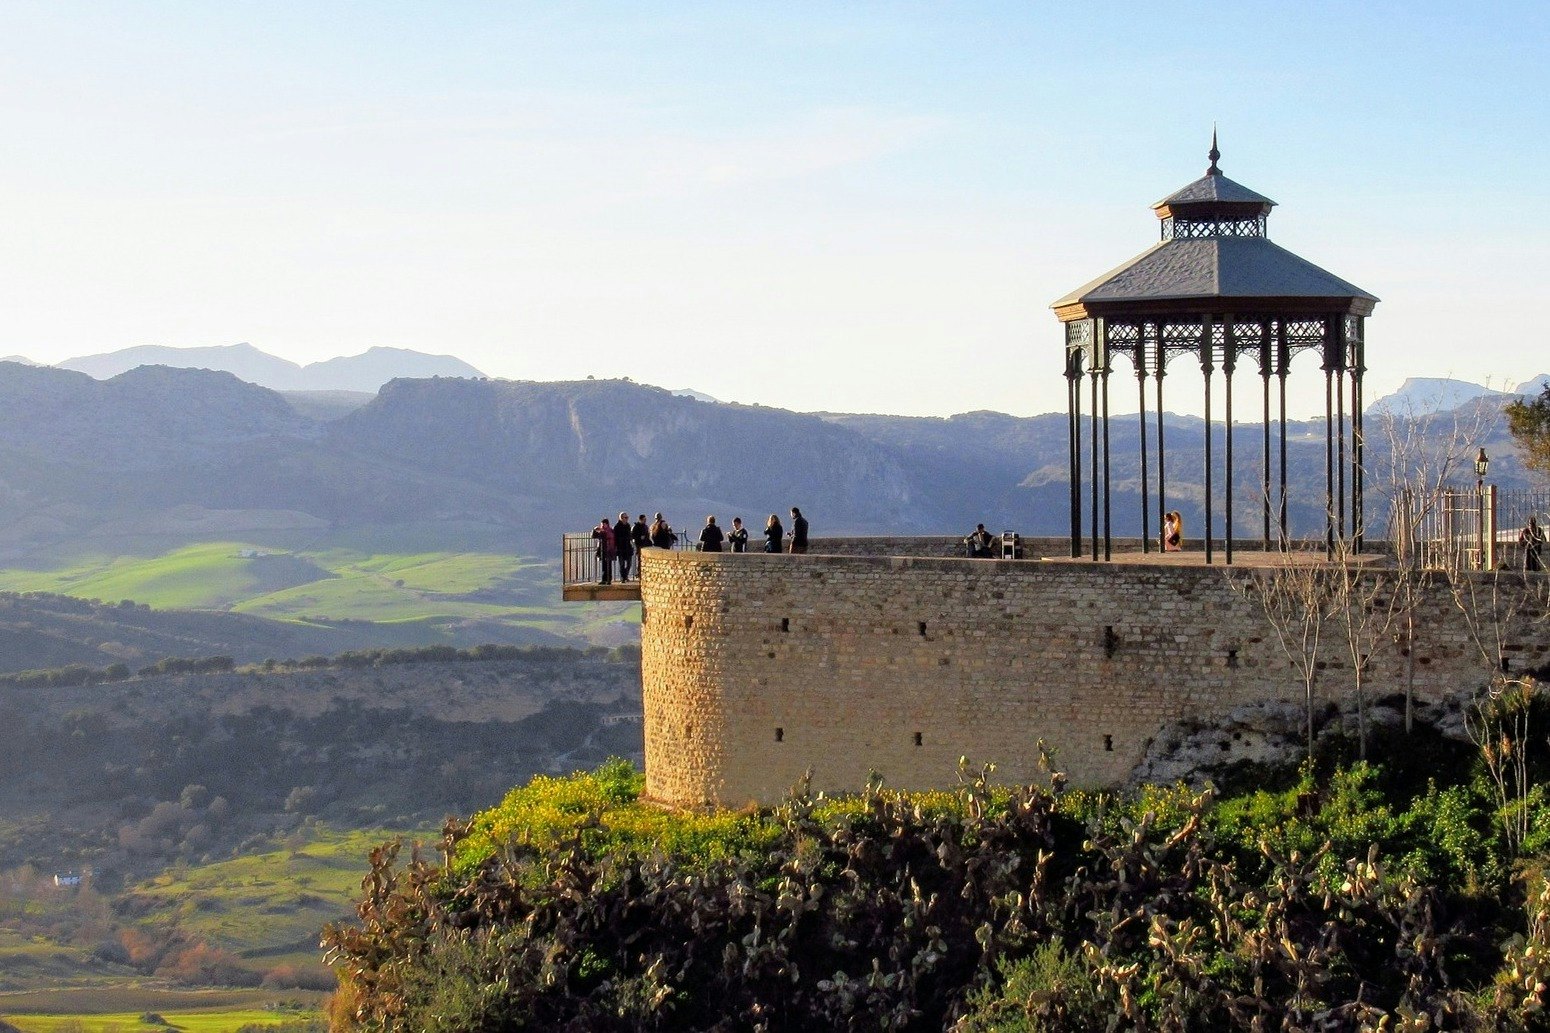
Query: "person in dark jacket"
727 517 749 552
613 512 635 582
764 514 783 553
632 514 651 553
788 507 809 554
592 517 616 585
698 515 725 552
650 512 676 550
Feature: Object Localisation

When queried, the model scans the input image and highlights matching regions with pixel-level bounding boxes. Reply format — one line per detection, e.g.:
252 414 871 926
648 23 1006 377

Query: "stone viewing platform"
563 533 1392 601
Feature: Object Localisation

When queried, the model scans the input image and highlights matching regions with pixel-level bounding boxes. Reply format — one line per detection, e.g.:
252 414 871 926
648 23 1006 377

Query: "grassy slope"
0 991 327 1031
125 828 408 963
0 541 633 643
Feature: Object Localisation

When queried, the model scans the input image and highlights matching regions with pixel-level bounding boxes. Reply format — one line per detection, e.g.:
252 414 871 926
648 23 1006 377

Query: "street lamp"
1476 448 1490 569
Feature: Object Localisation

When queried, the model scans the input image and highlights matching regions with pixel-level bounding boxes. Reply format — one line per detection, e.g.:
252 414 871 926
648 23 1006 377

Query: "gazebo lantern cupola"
1052 134 1378 564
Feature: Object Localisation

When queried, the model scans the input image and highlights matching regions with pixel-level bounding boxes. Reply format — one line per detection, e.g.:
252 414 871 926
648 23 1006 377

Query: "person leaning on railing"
649 513 677 550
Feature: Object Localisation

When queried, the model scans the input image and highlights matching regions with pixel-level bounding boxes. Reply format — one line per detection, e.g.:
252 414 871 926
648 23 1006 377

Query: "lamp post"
1475 448 1490 570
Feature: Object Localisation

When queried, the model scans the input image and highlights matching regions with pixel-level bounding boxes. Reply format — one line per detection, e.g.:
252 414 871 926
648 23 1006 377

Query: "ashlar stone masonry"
638 548 1550 808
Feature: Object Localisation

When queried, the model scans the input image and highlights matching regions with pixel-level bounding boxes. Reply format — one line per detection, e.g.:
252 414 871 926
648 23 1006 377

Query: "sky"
2 1 1548 420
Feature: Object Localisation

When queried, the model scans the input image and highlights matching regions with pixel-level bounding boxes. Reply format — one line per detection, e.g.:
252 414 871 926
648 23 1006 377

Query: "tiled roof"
1052 237 1377 308
1153 173 1276 208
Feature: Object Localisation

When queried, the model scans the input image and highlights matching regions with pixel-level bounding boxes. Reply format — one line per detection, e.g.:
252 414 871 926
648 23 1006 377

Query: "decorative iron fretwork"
1344 315 1363 344
1160 321 1203 357
1162 215 1268 239
1284 319 1328 352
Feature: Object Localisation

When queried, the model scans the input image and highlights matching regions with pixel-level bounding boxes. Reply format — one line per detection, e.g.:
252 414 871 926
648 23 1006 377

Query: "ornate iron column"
1101 357 1112 561
1202 318 1215 565
1067 359 1081 558
1260 323 1272 550
1137 325 1151 553
1335 317 1347 544
1277 322 1290 543
1223 319 1236 565
1349 317 1366 553
1155 355 1167 552
1089 364 1099 562
1323 357 1335 558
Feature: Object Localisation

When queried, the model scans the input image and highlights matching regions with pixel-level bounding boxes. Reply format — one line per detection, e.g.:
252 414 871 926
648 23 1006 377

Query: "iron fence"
1402 485 1550 572
562 529 694 588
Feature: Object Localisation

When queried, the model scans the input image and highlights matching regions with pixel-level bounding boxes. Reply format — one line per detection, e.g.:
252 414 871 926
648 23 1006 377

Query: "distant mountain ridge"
58 342 485 393
0 361 1536 569
1366 375 1548 414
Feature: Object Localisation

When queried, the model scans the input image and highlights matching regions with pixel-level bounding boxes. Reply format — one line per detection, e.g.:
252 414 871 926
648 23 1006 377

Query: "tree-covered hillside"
327 695 1550 1031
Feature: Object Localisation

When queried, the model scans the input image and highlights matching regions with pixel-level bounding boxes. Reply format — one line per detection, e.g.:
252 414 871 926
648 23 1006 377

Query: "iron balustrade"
561 529 695 588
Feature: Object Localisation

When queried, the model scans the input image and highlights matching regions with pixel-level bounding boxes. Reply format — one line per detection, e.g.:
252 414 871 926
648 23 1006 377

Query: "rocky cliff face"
332 378 928 530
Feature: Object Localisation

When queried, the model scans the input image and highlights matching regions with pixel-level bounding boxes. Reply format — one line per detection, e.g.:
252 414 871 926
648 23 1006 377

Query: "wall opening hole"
1226 648 1240 669
1103 734 1113 752
781 617 790 633
1102 625 1119 658
775 727 784 743
684 615 694 630
918 621 927 637
1502 656 1512 674
913 732 923 747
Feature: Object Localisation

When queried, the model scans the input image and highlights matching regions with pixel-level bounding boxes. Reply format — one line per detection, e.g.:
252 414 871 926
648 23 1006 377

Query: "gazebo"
1052 135 1378 563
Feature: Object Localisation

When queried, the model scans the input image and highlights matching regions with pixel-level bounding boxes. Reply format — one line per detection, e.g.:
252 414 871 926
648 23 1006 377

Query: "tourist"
965 523 994 558
727 517 749 553
613 512 635 582
650 513 677 550
1522 516 1546 572
698 515 725 552
788 507 809 554
632 514 651 553
764 514 784 553
1163 511 1183 552
592 517 616 584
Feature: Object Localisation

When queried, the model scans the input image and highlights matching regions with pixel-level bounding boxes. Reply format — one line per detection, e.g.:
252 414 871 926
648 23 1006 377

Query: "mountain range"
49 341 485 393
0 360 1539 569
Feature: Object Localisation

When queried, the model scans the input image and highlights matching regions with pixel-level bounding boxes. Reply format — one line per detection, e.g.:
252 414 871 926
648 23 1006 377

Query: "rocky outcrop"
1130 693 1475 787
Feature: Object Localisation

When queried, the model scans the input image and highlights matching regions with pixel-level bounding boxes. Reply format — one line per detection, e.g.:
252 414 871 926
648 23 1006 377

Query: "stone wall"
637 549 1550 808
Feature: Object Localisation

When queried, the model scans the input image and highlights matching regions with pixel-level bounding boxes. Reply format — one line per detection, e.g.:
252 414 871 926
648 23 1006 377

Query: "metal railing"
562 530 694 588
1402 485 1550 572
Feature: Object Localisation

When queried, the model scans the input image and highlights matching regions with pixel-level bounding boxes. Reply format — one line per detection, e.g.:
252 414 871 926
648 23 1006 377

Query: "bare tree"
1367 391 1494 730
1325 538 1401 761
1450 566 1550 854
1236 543 1335 761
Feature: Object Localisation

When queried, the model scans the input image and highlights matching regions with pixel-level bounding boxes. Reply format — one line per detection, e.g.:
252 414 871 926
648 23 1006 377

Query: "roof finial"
1207 125 1220 175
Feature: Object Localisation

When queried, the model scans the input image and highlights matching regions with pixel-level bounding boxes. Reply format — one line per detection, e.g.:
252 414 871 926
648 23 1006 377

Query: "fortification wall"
638 550 1550 808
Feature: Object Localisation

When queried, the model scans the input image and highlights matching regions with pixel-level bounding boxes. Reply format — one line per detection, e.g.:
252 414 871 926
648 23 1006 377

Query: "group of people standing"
592 507 809 584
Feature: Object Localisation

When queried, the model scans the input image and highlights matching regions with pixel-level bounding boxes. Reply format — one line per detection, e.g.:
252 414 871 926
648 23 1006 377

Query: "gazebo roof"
1153 173 1275 209
1053 236 1378 309
1053 137 1377 317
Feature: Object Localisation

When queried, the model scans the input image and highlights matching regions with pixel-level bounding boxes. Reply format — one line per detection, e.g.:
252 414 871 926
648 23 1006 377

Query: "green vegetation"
1508 384 1550 479
0 990 326 1032
0 542 625 645
328 731 1550 1031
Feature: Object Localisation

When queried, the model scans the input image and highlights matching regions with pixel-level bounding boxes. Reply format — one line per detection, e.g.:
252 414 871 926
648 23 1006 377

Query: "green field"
125 828 410 965
0 988 326 1031
0 540 634 644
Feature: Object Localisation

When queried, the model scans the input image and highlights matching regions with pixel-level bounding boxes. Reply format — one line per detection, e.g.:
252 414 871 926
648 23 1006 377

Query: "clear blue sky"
2 1 1547 418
